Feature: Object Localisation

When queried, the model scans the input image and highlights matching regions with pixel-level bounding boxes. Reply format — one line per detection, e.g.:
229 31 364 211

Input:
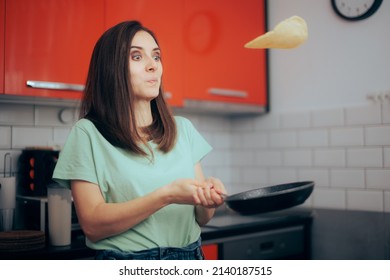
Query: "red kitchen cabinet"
4 0 104 98
105 0 184 107
183 0 267 107
0 0 4 93
202 244 218 260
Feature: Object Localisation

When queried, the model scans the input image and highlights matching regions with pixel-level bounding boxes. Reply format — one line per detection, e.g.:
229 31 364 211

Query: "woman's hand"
164 178 204 205
194 176 227 226
196 177 227 208
163 177 226 208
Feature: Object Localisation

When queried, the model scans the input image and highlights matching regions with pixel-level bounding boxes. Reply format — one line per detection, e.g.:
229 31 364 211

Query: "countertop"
0 207 313 260
201 207 313 243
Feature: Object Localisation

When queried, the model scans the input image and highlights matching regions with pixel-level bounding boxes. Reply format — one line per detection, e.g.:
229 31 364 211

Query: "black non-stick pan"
223 181 314 215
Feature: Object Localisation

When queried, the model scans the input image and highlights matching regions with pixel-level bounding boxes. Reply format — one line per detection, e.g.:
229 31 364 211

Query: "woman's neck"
134 100 153 128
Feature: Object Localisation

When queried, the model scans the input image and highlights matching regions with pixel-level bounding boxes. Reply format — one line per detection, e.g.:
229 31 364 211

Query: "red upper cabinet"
105 0 184 107
4 0 104 98
183 0 267 108
0 0 4 93
2 0 267 112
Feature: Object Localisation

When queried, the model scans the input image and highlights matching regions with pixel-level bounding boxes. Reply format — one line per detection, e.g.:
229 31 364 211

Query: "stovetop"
204 207 313 229
205 215 283 228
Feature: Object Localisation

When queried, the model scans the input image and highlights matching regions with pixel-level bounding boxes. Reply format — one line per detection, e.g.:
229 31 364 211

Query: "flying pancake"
245 16 308 49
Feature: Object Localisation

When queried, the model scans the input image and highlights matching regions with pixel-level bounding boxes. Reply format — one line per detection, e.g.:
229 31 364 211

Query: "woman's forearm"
72 181 172 243
195 206 215 226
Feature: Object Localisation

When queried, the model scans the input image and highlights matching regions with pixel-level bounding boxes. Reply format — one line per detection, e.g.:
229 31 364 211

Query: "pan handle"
219 193 228 199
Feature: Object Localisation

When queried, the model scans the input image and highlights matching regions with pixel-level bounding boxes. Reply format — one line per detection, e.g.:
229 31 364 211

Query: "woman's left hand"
196 177 227 208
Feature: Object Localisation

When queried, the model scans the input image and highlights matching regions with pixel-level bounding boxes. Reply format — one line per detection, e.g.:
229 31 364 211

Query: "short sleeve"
176 116 212 164
52 121 99 189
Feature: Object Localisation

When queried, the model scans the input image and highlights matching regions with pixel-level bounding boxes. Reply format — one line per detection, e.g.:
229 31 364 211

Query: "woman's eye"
153 55 161 61
131 53 142 61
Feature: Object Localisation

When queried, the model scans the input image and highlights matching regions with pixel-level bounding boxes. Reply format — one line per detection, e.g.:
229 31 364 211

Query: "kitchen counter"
0 207 313 260
310 208 390 259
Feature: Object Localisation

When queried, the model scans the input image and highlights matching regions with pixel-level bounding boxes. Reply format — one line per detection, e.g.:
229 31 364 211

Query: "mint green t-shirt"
52 116 212 252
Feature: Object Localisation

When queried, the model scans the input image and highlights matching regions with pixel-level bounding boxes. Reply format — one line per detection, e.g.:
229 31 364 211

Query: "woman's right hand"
163 178 204 205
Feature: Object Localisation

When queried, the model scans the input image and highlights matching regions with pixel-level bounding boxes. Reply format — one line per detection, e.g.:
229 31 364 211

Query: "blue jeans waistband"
95 238 204 260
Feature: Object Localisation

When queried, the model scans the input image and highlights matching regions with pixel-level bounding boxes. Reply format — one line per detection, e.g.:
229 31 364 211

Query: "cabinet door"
4 0 104 98
105 0 184 107
183 0 267 106
0 0 4 93
202 244 218 260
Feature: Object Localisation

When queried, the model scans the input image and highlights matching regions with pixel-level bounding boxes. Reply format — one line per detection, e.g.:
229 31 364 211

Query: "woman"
52 21 226 260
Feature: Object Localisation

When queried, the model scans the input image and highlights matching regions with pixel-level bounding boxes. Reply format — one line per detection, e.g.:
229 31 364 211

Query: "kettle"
0 153 16 231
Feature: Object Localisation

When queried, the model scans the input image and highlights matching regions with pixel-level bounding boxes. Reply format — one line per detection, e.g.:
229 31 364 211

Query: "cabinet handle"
208 88 248 98
26 80 85 92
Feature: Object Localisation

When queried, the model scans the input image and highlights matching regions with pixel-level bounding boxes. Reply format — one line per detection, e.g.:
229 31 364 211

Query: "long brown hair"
80 21 177 157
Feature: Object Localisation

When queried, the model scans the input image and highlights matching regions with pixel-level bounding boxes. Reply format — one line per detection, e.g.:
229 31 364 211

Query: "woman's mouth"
146 79 159 86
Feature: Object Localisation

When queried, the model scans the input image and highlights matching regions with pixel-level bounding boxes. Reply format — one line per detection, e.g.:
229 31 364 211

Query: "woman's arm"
71 178 204 242
193 162 226 226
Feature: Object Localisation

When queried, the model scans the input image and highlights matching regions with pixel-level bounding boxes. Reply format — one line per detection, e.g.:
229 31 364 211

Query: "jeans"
95 238 204 260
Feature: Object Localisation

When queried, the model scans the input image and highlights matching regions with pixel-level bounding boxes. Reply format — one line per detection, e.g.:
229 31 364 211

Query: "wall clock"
331 0 383 21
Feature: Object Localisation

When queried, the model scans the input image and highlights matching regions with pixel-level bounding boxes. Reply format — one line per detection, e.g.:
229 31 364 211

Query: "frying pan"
223 181 314 215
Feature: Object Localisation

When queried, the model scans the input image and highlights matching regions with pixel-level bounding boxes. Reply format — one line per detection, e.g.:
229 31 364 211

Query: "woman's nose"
146 57 157 72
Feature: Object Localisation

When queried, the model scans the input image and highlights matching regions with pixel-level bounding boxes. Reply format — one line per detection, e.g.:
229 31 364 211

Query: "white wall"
228 0 390 213
267 0 390 112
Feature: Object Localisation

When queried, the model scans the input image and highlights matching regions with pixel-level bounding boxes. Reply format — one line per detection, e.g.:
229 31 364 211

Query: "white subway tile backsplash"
241 132 267 149
346 190 384 212
212 166 233 187
311 108 344 127
0 127 11 149
331 169 365 188
182 114 200 128
12 127 53 149
314 149 346 167
195 115 231 132
382 103 390 124
35 106 76 126
330 127 364 146
283 149 312 166
268 131 297 148
213 132 231 149
231 150 256 166
347 148 383 168
298 129 328 147
345 103 381 126
201 149 231 167
268 168 298 185
199 131 214 147
312 188 346 209
3 101 390 213
366 169 390 189
298 168 330 187
0 104 34 125
256 150 282 166
253 114 280 131
230 116 254 132
230 134 243 149
365 125 390 146
241 167 268 185
53 127 72 147
230 168 243 185
385 148 390 168
281 111 311 129
385 191 390 212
